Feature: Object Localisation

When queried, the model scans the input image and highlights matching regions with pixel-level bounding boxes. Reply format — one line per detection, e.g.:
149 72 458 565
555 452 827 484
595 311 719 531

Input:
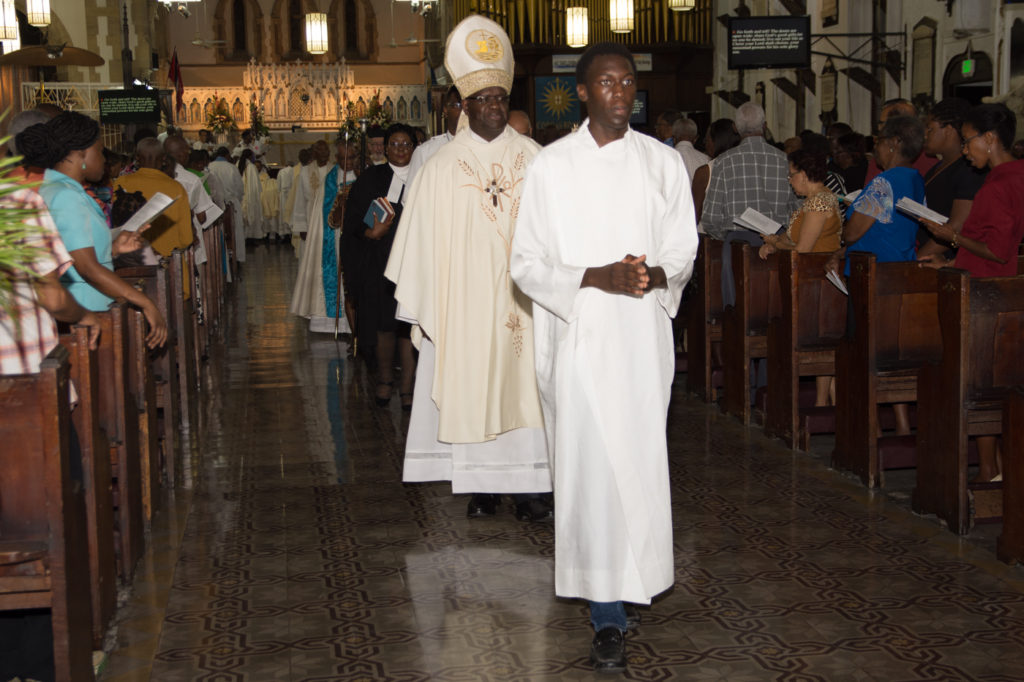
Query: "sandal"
400 392 414 412
375 382 393 407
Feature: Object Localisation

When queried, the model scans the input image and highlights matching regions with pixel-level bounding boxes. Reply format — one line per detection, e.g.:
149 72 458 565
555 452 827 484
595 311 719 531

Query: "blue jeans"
589 601 627 632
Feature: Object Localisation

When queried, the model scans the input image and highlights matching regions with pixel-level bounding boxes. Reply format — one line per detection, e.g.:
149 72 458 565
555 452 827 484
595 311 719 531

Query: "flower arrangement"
337 90 392 141
207 96 237 135
249 95 270 139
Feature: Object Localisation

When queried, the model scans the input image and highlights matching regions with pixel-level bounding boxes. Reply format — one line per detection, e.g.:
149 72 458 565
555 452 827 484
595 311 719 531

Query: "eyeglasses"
388 141 413 149
445 101 463 110
961 133 982 149
465 94 510 106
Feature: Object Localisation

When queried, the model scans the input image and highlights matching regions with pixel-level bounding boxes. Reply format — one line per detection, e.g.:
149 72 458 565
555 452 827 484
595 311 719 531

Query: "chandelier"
305 12 328 55
566 7 588 48
609 0 633 34
668 0 696 11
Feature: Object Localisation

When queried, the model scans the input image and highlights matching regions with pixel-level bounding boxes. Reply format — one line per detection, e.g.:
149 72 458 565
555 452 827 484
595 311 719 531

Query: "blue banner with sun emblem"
535 76 580 129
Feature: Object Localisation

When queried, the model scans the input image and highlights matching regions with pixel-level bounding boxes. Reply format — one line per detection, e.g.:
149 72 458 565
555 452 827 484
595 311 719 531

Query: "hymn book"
363 197 395 228
733 207 782 235
896 197 948 225
119 192 177 233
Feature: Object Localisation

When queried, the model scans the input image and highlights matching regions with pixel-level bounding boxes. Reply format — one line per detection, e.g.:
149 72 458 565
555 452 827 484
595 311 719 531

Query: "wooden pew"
125 305 159 521
0 346 96 681
170 250 198 436
95 303 144 579
832 254 942 487
998 389 1024 565
721 242 781 424
764 251 847 449
913 269 1024 534
686 237 724 402
57 325 117 648
118 263 180 487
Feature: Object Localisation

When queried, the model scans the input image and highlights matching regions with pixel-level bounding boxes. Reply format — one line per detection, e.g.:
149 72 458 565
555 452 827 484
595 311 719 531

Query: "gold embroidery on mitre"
466 29 503 63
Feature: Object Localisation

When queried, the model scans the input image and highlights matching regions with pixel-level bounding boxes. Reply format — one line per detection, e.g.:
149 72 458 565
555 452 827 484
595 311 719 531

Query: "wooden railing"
450 0 713 47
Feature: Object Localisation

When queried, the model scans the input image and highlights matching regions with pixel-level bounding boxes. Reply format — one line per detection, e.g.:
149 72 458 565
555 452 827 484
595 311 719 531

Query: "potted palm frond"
0 135 45 326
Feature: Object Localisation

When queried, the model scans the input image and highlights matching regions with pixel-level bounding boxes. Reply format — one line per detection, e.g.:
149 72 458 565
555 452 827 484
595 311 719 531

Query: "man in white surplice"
511 44 698 673
207 147 245 264
384 15 552 521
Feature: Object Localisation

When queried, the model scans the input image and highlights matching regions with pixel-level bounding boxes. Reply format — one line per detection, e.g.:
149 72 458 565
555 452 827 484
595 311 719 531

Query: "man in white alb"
207 146 246 264
511 42 698 673
385 15 552 521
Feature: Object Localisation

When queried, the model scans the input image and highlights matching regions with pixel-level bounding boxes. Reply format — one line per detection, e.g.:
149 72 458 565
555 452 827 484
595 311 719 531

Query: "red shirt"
955 159 1024 278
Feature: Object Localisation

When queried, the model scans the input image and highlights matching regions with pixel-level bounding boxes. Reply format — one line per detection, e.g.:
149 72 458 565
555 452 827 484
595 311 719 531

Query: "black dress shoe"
466 493 499 518
514 496 553 522
590 627 626 673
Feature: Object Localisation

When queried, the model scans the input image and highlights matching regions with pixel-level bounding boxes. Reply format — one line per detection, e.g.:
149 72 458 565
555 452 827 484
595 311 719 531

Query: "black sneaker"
589 626 626 673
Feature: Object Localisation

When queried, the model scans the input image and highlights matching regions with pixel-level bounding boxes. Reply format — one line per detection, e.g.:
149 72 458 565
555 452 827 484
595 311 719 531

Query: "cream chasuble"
385 126 550 493
511 123 698 604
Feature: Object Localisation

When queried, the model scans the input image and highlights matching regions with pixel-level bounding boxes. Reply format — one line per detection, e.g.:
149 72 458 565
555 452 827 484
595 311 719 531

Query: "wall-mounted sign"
552 53 653 75
727 16 811 70
98 89 161 124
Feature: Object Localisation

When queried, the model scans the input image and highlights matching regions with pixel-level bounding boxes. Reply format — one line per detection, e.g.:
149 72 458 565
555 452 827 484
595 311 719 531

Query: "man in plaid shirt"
700 103 798 239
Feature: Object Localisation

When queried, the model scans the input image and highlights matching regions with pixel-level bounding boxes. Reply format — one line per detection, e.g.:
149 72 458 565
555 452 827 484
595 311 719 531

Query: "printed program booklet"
119 192 177 233
733 207 782 235
896 197 948 225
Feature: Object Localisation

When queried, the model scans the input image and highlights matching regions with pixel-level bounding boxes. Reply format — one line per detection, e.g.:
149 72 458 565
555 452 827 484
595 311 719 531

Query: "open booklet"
732 207 782 235
826 268 849 295
896 197 948 225
118 192 177 233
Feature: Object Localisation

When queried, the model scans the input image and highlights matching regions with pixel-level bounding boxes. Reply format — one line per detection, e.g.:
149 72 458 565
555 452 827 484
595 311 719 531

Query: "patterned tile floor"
99 245 1024 681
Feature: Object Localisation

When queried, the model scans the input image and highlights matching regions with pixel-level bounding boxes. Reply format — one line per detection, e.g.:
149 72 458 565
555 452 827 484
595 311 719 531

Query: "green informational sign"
962 58 975 76
98 89 161 124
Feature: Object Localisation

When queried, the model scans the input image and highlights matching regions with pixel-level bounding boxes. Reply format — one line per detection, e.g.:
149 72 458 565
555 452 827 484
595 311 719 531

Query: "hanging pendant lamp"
668 0 695 11
609 0 633 34
26 0 50 27
305 12 328 55
566 7 588 48
0 0 19 41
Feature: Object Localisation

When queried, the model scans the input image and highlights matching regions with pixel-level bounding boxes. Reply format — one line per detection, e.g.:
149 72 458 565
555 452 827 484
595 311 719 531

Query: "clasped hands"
586 254 662 297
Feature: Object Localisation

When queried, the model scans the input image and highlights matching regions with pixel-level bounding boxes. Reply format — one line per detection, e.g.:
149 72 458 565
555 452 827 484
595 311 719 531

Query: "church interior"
2 0 1024 680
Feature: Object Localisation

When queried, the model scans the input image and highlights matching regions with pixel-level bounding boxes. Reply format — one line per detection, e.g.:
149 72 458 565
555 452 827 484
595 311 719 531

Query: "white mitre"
444 14 514 98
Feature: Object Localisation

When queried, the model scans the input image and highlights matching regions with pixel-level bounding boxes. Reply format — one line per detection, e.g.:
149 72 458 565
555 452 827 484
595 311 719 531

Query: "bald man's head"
164 134 190 167
508 110 532 137
135 137 166 169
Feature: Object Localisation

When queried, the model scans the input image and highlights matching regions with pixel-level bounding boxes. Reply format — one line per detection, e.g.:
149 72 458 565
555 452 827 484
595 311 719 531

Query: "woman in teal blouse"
17 112 167 348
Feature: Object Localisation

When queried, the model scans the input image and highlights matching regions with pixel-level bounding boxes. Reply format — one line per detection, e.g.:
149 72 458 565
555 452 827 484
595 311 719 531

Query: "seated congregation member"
827 114 926 435
759 148 842 257
916 98 987 261
113 137 194 258
701 102 797 240
18 113 167 348
917 102 1024 484
342 123 418 408
833 115 926 273
831 132 869 193
760 148 843 407
691 117 740 226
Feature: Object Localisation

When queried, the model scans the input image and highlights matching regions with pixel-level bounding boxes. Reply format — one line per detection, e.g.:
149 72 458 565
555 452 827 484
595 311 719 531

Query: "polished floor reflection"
100 244 1024 681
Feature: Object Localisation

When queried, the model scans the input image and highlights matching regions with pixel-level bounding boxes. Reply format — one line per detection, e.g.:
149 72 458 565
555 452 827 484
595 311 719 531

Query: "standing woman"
916 97 986 261
917 103 1024 483
342 123 418 408
16 113 167 348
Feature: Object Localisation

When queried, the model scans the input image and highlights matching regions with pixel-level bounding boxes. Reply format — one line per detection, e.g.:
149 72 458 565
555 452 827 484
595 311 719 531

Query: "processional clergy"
384 15 551 511
289 139 357 334
510 43 698 672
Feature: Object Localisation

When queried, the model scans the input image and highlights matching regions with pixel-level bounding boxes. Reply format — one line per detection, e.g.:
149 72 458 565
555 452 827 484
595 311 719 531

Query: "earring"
889 147 894 153
81 162 87 170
